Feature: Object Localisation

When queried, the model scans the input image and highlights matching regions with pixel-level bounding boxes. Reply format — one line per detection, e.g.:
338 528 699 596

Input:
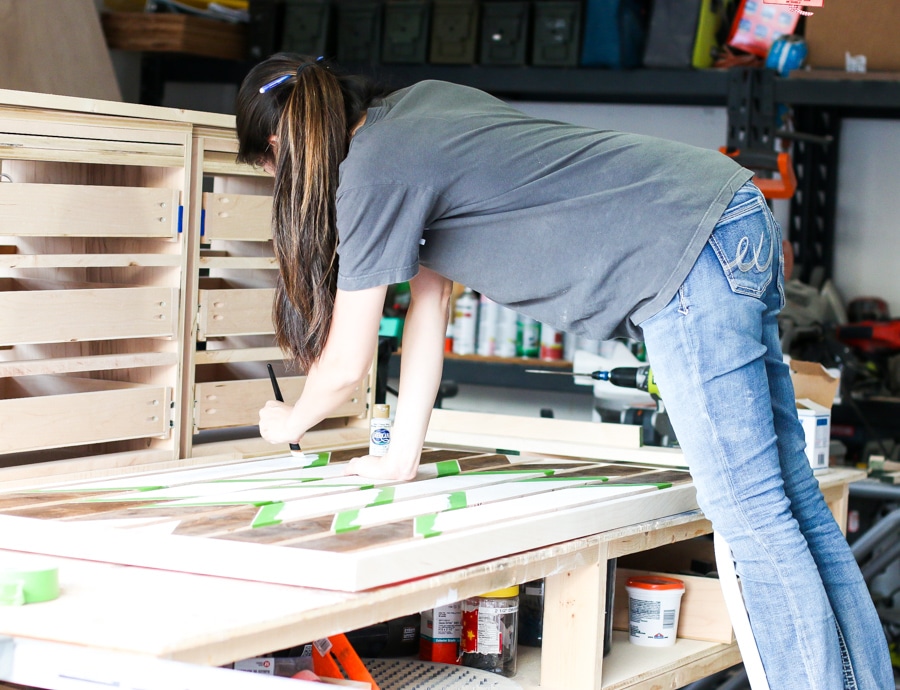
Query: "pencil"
267 363 303 455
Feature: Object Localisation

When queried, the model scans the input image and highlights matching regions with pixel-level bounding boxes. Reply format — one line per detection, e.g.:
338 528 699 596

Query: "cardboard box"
804 0 900 72
790 360 840 471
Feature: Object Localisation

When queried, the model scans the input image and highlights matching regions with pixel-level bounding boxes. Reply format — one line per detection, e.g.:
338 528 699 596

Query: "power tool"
526 365 659 397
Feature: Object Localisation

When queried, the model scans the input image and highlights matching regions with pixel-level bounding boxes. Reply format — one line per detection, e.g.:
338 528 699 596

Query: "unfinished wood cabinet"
182 126 371 458
0 94 192 471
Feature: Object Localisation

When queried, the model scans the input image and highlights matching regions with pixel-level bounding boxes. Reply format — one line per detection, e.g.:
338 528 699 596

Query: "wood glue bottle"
369 404 391 456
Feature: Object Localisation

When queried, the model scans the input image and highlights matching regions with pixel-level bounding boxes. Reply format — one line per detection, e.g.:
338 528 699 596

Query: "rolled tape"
0 565 60 605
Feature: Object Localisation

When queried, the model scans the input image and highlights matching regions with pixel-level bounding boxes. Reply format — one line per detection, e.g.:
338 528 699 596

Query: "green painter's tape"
435 460 461 477
447 492 467 511
414 514 441 538
0 566 59 606
252 502 285 529
304 452 331 468
369 487 395 507
334 510 361 533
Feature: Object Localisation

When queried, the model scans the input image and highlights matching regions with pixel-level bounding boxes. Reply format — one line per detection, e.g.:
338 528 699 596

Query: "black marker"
267 363 303 456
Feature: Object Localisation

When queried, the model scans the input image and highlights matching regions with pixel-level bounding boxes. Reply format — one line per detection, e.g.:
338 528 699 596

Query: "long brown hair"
235 54 388 372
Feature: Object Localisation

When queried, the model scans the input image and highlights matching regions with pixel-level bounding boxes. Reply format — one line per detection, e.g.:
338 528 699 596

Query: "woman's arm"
258 284 387 445
345 267 453 480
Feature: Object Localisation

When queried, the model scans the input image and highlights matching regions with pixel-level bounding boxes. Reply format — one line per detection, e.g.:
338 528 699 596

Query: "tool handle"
267 363 302 454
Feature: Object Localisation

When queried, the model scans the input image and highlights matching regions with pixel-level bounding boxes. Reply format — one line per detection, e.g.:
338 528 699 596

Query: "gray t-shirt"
336 80 752 340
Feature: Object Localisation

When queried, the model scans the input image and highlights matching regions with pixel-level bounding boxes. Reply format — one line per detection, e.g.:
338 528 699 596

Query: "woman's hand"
258 400 301 445
343 452 419 481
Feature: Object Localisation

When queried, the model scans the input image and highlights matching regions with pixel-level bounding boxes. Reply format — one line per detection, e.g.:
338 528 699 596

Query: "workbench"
0 453 862 690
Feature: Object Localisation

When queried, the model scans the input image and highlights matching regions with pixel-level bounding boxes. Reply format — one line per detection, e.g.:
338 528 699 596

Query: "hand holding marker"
266 363 304 457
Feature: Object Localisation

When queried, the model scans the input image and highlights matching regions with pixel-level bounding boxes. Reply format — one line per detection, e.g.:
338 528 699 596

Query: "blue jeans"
639 183 892 690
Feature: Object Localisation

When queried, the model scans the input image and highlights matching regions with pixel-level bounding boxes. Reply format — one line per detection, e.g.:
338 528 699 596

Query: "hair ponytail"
235 55 389 372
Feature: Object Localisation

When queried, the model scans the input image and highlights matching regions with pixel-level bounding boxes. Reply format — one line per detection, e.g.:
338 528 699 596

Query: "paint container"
626 575 684 647
452 288 478 355
517 316 540 358
539 324 563 361
496 308 519 358
369 404 391 456
460 586 518 677
419 602 462 664
476 295 499 356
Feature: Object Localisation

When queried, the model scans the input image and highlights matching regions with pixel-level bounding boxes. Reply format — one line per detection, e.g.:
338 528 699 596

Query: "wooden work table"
0 464 862 690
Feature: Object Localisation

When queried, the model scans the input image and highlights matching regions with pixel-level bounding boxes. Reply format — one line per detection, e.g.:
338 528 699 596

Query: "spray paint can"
476 296 499 356
496 308 519 358
539 324 563 361
369 404 391 456
517 316 540 358
452 288 478 356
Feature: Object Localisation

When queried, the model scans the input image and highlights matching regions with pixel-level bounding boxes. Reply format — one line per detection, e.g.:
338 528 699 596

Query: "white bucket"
626 575 685 647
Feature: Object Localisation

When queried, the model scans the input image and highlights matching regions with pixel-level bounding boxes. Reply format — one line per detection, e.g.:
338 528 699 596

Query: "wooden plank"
197 287 275 340
0 133 185 168
101 12 248 62
0 184 180 238
0 352 179 377
0 286 178 345
0 254 183 269
194 376 367 430
0 0 120 101
0 379 171 453
202 193 273 241
0 109 191 146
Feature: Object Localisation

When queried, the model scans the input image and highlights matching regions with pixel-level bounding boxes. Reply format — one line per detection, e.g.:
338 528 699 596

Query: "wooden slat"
0 254 183 269
0 378 171 453
198 255 277 270
0 109 191 146
0 184 180 238
194 377 367 430
194 347 284 365
0 352 179 378
0 134 185 167
0 286 178 345
197 287 275 340
202 192 272 241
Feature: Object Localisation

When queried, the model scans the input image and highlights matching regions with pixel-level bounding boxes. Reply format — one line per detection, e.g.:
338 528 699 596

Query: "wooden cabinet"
0 98 191 470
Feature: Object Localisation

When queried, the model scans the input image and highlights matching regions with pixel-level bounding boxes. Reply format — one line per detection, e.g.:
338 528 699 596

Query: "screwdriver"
525 364 659 397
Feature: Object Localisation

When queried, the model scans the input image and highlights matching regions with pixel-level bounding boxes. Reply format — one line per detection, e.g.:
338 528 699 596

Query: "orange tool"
720 148 797 200
308 634 380 689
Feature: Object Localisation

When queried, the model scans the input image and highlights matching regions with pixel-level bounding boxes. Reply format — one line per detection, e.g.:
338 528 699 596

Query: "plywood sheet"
0 0 121 101
0 446 697 591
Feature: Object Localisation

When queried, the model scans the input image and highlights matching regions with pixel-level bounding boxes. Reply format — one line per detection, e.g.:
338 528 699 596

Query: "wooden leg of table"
540 542 608 690
822 483 850 535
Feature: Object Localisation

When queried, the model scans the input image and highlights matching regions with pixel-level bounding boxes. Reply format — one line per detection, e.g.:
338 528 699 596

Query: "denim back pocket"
708 188 779 299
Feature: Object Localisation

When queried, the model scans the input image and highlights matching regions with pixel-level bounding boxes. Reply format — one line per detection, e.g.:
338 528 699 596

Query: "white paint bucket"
626 575 685 647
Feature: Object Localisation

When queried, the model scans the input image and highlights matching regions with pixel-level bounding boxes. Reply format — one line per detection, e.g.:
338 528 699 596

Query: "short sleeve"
336 183 440 290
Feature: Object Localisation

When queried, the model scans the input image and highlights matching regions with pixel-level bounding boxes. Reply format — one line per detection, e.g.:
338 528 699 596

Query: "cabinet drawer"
203 192 272 241
195 376 367 431
197 284 274 340
0 376 171 454
0 281 178 346
0 183 181 238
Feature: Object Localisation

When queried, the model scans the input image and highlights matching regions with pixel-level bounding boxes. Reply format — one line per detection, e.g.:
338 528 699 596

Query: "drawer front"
0 287 178 345
0 382 171 454
195 377 367 430
197 287 274 340
203 192 273 241
0 184 181 238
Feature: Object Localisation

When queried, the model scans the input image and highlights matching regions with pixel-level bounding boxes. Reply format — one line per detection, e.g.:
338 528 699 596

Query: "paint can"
496 308 519 358
452 288 478 355
625 575 684 647
419 602 462 664
517 316 540 358
539 324 563 361
461 586 519 676
476 296 499 356
369 404 391 456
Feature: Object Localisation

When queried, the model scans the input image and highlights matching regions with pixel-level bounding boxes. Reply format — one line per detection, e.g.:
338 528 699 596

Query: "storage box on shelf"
183 125 373 458
0 97 192 473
